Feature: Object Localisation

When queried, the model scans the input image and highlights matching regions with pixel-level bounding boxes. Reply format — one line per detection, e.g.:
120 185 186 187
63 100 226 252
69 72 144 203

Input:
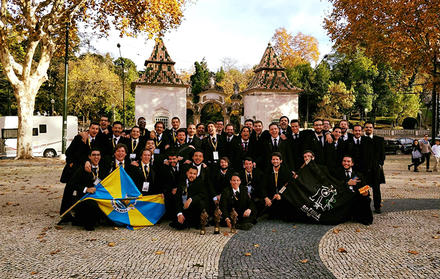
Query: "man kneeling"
220 173 257 230
171 166 208 230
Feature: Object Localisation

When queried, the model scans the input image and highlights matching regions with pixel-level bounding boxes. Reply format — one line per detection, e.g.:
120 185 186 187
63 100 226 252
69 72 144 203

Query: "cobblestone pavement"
0 155 439 278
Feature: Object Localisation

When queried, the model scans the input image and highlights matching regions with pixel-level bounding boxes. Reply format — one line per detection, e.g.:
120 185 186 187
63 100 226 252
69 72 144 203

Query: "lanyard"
142 163 149 180
92 166 99 181
155 134 162 147
246 171 252 184
132 139 139 151
274 171 278 187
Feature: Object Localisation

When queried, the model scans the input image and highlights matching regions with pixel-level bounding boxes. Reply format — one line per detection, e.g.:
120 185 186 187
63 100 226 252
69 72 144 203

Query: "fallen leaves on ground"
253 244 260 248
54 225 63 230
86 238 97 242
432 235 439 239
193 263 204 267
337 248 347 253
300 259 309 263
332 228 341 234
244 252 251 256
107 242 116 247
50 249 61 255
222 232 229 236
355 229 361 232
408 250 419 255
30 271 38 275
155 251 165 255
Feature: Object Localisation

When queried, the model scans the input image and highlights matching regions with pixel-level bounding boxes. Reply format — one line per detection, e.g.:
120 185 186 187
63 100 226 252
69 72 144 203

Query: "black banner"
282 161 356 224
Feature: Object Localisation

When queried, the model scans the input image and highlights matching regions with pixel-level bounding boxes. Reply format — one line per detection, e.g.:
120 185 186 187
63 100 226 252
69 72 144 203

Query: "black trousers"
423 153 431 169
74 200 104 228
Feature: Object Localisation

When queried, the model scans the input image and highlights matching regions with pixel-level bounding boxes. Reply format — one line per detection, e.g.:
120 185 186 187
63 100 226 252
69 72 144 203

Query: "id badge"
154 148 160 154
130 153 136 160
93 178 101 186
73 190 77 196
213 151 219 160
142 182 150 192
182 194 188 205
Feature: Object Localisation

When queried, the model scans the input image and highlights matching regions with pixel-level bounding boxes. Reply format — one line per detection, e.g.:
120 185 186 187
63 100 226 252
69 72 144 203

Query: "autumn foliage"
272 28 320 68
324 0 440 76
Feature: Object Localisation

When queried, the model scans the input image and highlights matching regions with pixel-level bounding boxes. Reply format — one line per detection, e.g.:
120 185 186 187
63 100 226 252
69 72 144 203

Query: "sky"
88 0 334 73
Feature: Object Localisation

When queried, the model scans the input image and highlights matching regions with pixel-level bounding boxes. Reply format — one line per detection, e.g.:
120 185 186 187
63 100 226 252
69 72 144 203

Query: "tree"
0 0 187 159
68 54 122 123
324 0 440 134
190 59 211 103
272 28 320 68
315 81 355 119
114 57 138 126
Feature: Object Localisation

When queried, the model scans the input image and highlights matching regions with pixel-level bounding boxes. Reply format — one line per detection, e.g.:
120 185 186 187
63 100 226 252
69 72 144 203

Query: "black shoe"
374 209 381 214
84 225 95 231
57 214 74 225
427 170 432 172
408 165 410 171
414 169 419 172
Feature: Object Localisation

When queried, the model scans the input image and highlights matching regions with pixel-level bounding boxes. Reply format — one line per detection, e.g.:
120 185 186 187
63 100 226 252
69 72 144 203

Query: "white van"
0 116 78 158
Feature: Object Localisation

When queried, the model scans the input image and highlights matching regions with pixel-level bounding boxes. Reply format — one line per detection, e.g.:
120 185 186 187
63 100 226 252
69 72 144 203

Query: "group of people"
59 115 386 231
409 134 440 172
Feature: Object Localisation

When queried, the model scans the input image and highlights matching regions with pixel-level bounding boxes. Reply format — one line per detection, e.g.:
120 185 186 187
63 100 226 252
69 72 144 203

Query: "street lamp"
117 43 126 127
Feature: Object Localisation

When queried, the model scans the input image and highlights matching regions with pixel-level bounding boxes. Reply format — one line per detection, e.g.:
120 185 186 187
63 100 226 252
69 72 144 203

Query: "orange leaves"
272 28 320 68
324 0 440 76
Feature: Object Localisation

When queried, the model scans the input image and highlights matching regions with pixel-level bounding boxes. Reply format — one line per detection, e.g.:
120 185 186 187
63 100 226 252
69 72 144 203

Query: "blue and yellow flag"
64 167 165 230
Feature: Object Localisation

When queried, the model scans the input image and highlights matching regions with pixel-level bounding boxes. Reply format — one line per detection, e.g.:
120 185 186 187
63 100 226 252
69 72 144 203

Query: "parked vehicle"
384 139 404 155
397 137 413 154
0 116 78 158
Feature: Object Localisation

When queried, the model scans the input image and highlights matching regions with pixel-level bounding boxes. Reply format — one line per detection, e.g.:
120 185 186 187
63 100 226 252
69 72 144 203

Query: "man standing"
432 139 440 172
339 120 353 142
302 119 326 165
137 117 149 140
232 126 254 170
150 121 170 155
202 122 225 167
364 122 385 213
186 123 202 149
223 123 237 160
98 115 112 136
290 119 305 170
215 120 226 137
127 126 144 163
196 123 206 140
420 134 433 172
345 124 373 174
239 157 264 214
166 117 181 145
264 123 294 171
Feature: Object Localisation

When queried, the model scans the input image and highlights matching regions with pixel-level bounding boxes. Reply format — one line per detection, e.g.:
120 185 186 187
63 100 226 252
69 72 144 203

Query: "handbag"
411 150 422 159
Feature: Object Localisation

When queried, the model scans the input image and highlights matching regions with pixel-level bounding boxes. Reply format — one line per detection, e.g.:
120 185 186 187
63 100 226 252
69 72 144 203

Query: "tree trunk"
15 87 37 159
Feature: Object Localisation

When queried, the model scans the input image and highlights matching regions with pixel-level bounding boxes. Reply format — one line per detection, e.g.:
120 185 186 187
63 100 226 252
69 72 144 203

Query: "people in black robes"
220 173 257 231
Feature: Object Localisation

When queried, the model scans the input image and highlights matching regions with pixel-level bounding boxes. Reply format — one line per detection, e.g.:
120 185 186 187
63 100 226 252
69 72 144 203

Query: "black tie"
113 138 117 145
144 165 149 178
247 173 252 184
356 139 360 145
274 138 278 147
243 142 248 151
318 136 323 147
188 138 192 144
345 170 350 179
91 138 95 145
134 140 137 146
234 191 239 200
212 137 216 144
92 167 97 176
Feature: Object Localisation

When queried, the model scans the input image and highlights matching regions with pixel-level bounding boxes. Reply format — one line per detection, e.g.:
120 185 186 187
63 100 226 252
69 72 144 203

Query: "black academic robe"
250 130 270 170
223 135 238 161
302 131 326 165
176 178 208 222
150 133 170 155
261 164 292 199
324 138 345 173
231 139 255 171
336 168 373 225
59 162 109 215
61 134 108 183
126 138 145 163
210 168 234 197
219 185 257 224
186 135 202 149
238 168 264 200
134 163 161 195
263 137 294 171
201 135 226 165
344 136 373 174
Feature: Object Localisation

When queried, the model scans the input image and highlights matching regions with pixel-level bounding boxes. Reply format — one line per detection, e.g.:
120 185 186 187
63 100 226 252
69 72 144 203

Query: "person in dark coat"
337 155 373 225
126 126 145 163
186 124 202 149
60 122 107 183
201 122 225 167
171 166 208 229
261 152 293 220
364 121 386 213
231 126 254 170
239 157 264 215
107 143 143 188
220 173 257 230
160 151 184 219
408 139 424 172
150 121 170 155
62 148 109 230
210 157 235 204
263 122 294 171
131 149 160 195
324 126 345 173
250 120 270 170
